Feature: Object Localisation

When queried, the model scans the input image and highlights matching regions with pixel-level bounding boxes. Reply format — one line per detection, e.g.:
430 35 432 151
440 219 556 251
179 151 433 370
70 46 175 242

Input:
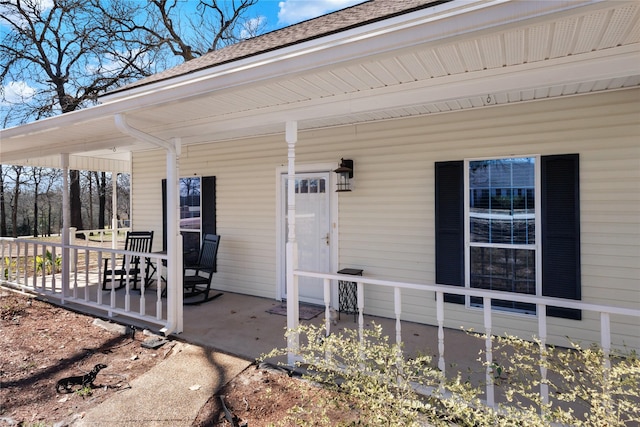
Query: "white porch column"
60 153 70 303
114 114 183 334
112 171 118 249
285 120 300 365
164 138 184 334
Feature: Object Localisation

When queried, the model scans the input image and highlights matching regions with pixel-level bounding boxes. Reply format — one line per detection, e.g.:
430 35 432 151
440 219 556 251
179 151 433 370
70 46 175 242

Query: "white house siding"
132 88 639 350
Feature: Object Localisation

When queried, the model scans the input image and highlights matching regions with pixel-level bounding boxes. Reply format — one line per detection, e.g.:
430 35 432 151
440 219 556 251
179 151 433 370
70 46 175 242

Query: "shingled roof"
110 0 448 94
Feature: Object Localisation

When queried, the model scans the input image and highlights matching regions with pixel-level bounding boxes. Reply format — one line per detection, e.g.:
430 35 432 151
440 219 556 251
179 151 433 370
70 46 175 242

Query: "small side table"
337 268 363 322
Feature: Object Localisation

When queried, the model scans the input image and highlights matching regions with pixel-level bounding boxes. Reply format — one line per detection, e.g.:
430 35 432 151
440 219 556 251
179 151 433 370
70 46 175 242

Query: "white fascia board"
97 0 607 107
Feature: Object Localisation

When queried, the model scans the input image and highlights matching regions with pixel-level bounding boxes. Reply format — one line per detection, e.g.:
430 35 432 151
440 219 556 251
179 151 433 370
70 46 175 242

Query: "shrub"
261 323 442 426
478 334 640 426
262 323 640 426
35 250 62 274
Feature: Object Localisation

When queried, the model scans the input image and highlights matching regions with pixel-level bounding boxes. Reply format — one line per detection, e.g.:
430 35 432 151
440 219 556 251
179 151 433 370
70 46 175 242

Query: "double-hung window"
435 154 581 319
467 157 538 314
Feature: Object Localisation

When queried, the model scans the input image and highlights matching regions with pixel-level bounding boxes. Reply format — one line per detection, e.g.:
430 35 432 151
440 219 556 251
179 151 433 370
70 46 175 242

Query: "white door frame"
276 162 339 307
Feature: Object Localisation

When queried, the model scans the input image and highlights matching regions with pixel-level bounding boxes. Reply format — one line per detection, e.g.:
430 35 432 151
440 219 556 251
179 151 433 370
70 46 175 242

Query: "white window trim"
463 155 542 315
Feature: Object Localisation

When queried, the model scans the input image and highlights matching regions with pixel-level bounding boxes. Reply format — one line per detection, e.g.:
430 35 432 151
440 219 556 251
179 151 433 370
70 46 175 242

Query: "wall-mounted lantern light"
334 158 354 192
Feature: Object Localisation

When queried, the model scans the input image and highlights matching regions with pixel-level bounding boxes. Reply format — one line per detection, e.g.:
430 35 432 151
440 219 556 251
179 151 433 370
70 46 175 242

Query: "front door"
281 172 331 305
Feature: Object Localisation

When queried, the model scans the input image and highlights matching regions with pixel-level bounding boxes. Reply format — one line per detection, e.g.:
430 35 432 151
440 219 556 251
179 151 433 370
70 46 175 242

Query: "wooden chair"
102 231 154 290
183 234 222 304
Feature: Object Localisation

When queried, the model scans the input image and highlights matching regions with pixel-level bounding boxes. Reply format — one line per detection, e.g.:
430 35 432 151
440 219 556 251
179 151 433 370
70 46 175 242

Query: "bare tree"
95 0 261 65
1 0 263 232
8 166 25 237
0 0 157 122
42 168 62 236
116 173 130 226
97 171 107 229
0 0 158 231
30 166 44 237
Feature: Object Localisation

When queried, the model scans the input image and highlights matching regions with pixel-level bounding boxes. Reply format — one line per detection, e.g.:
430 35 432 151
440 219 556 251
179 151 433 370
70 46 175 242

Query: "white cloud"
34 0 54 11
241 16 267 39
0 0 54 29
1 81 36 105
277 0 363 26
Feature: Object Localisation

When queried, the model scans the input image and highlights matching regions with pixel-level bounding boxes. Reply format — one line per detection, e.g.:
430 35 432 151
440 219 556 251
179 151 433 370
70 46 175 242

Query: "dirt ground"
0 290 171 426
0 290 358 427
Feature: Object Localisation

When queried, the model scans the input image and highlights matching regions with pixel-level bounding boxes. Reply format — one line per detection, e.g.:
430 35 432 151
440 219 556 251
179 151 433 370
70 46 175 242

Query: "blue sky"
258 0 364 29
0 0 364 113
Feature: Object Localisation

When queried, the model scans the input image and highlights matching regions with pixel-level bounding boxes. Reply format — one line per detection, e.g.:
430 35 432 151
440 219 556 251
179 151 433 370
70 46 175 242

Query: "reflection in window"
293 178 326 194
180 177 201 264
468 157 537 314
469 158 535 245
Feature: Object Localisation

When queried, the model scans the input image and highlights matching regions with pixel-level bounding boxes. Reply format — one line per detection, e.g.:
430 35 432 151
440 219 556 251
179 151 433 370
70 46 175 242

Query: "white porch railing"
293 270 640 408
0 236 168 329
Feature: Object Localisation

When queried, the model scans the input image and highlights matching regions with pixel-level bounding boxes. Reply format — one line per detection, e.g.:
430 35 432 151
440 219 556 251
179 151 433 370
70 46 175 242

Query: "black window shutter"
541 154 581 320
162 179 167 251
201 176 216 236
435 161 465 304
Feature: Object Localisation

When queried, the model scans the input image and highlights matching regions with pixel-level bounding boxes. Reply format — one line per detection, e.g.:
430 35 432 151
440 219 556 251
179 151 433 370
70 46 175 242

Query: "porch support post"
114 114 183 334
112 171 118 249
285 120 299 365
165 138 184 333
60 153 70 303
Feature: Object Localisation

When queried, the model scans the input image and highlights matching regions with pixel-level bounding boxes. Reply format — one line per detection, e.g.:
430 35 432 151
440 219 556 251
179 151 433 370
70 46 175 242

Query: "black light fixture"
334 158 354 192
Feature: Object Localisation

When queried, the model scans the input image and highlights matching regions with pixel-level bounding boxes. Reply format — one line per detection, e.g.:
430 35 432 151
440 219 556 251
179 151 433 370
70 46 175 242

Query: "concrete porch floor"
177 291 485 377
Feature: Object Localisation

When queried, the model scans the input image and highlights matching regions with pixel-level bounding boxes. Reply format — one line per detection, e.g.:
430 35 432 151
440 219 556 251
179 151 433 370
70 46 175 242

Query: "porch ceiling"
1 0 639 166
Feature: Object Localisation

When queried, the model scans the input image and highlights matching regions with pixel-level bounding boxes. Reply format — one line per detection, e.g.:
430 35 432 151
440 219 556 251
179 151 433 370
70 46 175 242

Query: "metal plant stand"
337 268 363 322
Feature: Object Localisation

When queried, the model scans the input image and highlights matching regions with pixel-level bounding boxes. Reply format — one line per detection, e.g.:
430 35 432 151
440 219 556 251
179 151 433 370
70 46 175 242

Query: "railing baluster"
12 241 17 283
155 258 163 320
537 303 549 406
323 278 332 363
22 241 28 285
51 246 57 293
97 251 103 305
40 245 46 291
72 248 78 299
323 278 331 336
8 243 13 282
139 255 150 317
32 243 38 289
601 312 612 418
109 253 116 314
601 312 611 369
394 287 402 347
140 270 146 317
436 291 445 374
357 280 365 368
124 255 131 312
13 241 19 284
394 287 404 377
357 281 365 344
483 296 494 408
84 248 90 301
